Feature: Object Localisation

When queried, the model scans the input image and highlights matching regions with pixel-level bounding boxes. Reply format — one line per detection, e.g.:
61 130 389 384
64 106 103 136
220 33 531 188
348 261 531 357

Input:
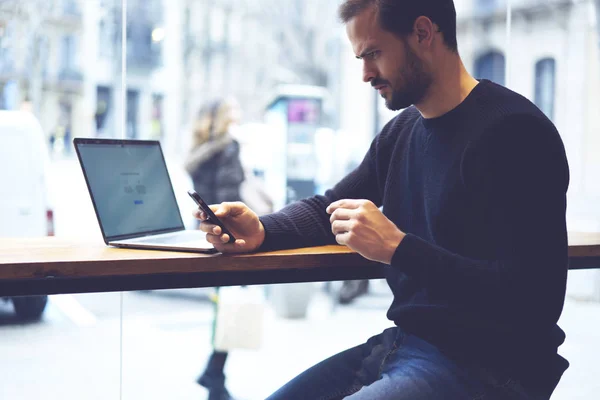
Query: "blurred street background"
2 0 600 398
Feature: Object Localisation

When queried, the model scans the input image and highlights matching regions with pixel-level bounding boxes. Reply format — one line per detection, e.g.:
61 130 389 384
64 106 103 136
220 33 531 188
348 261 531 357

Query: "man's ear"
413 16 434 45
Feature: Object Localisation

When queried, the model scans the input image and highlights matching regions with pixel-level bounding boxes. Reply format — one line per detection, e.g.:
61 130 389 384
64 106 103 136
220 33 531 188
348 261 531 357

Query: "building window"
98 19 110 57
535 58 556 120
95 86 112 133
63 0 80 16
61 35 77 70
126 89 139 139
151 94 164 140
474 51 505 86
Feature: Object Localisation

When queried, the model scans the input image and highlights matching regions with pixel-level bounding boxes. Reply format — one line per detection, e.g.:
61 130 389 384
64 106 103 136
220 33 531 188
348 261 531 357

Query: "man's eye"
366 51 379 60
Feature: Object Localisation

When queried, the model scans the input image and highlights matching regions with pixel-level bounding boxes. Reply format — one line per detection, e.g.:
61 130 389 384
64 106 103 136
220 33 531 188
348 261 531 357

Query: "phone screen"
187 190 236 242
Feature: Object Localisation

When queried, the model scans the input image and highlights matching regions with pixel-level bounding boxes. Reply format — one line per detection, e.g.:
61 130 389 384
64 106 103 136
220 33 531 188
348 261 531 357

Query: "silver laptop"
74 138 216 253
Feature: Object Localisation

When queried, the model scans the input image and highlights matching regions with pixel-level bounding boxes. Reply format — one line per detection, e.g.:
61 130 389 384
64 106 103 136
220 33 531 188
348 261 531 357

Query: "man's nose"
362 62 376 83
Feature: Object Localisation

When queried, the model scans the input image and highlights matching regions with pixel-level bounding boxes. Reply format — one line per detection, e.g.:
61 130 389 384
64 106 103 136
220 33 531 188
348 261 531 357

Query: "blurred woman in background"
185 98 244 400
185 98 245 210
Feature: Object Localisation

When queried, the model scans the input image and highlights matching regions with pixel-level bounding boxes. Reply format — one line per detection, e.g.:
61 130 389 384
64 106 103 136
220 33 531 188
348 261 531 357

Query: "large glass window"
1 0 599 398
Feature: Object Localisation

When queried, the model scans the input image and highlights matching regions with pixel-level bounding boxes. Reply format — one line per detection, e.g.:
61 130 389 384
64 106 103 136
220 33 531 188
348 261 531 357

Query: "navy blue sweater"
259 80 570 389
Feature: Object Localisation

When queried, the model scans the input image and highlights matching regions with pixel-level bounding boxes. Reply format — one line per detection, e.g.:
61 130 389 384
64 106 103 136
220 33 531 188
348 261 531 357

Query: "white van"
0 110 54 320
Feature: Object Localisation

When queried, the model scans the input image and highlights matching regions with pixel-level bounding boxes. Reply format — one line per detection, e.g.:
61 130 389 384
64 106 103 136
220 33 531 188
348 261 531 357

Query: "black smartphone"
187 190 236 243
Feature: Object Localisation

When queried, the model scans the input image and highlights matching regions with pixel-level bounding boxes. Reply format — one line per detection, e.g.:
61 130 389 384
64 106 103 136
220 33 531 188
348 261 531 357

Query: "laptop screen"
75 139 184 240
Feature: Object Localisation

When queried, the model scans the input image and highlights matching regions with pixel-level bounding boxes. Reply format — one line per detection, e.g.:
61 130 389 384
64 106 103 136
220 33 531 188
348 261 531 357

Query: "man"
194 1 570 399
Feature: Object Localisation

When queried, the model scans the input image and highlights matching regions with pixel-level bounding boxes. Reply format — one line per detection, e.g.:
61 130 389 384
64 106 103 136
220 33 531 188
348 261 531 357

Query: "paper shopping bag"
213 286 266 351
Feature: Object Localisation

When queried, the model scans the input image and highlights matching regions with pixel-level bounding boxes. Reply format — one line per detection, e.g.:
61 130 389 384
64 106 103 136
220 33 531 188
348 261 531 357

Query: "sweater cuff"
390 233 432 280
257 214 286 252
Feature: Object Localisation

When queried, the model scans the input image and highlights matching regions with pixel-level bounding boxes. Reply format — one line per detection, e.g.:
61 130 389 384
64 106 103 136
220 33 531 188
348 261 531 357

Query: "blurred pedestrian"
185 98 245 400
338 279 369 304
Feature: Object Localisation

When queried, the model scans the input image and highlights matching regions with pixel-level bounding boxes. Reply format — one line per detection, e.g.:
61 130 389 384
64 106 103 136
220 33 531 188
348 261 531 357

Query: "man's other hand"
327 199 405 264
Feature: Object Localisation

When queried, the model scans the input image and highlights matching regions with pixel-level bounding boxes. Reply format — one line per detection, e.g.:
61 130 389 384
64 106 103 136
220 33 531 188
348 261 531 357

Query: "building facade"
456 0 600 229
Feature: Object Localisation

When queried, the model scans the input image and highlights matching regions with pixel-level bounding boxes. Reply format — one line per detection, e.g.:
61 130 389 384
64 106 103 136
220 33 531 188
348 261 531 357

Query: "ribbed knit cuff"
257 214 286 252
390 233 432 281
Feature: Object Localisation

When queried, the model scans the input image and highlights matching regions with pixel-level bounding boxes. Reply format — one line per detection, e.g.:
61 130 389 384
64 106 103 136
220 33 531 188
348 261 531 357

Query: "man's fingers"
216 201 246 217
192 209 206 220
210 203 229 217
205 232 231 243
206 232 246 246
334 232 351 246
193 202 253 254
204 232 224 245
329 208 355 224
195 202 247 223
331 220 353 236
198 221 222 235
326 199 366 214
209 238 248 253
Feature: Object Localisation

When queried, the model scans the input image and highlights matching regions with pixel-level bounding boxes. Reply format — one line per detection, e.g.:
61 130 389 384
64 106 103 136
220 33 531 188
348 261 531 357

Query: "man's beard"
385 48 432 111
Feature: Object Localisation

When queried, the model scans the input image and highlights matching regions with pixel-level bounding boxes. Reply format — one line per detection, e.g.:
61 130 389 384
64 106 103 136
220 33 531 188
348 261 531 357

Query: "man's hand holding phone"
190 194 265 253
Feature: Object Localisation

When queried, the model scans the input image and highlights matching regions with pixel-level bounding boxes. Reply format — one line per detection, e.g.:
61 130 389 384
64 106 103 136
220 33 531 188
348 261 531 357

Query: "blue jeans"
267 327 548 400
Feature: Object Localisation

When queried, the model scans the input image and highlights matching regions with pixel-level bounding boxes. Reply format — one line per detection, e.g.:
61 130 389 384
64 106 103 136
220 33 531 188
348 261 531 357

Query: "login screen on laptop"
76 141 184 239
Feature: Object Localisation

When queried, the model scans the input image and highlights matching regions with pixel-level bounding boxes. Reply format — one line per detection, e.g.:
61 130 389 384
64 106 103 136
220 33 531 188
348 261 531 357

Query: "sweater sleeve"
391 114 570 329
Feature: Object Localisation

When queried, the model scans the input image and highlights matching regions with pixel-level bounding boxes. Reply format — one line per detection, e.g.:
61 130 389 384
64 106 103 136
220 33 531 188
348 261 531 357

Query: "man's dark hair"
339 0 458 53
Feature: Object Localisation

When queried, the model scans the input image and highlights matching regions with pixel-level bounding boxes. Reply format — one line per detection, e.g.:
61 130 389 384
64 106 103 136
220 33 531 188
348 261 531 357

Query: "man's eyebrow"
356 47 377 60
